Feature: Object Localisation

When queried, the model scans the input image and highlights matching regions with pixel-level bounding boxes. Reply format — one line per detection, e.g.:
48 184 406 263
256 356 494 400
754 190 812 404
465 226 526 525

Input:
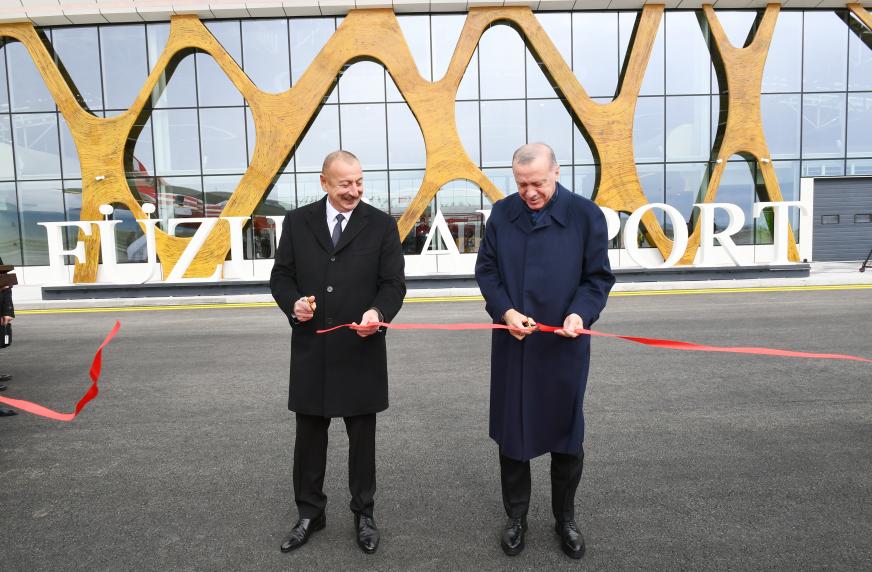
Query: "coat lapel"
305 197 334 253
334 203 369 253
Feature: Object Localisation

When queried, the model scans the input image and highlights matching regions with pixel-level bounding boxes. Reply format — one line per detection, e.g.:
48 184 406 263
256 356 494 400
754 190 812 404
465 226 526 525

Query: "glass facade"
1 9 871 265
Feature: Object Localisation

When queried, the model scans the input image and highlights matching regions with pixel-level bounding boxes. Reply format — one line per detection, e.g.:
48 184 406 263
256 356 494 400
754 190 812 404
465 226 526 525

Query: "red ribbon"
318 322 872 364
0 320 121 421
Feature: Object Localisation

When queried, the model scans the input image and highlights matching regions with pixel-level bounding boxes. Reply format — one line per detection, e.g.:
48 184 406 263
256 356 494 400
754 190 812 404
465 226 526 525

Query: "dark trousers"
499 447 585 523
293 412 377 519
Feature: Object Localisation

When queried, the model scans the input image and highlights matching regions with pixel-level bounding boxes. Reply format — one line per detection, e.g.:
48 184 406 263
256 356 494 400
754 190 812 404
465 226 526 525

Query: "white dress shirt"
326 199 353 236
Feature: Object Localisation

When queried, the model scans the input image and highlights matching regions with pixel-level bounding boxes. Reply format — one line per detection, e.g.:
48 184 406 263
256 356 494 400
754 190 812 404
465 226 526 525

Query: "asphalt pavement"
1 289 871 571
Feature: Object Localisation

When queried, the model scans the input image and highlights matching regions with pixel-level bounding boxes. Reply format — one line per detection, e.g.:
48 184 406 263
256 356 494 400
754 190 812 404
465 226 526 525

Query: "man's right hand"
293 296 316 322
503 309 536 341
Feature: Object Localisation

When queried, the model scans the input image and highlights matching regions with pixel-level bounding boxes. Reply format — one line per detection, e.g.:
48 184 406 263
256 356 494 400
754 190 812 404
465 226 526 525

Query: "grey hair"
321 150 360 174
512 143 558 168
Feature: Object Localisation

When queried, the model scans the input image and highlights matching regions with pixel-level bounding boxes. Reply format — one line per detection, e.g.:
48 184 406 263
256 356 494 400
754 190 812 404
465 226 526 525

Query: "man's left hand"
353 309 381 338
1 316 12 326
554 313 583 338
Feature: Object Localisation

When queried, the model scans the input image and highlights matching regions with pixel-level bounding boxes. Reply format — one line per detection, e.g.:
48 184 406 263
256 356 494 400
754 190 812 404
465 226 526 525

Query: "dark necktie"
331 213 345 247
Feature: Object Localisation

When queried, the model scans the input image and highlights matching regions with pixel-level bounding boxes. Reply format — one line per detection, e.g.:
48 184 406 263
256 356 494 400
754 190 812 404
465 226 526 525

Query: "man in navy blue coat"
475 143 615 559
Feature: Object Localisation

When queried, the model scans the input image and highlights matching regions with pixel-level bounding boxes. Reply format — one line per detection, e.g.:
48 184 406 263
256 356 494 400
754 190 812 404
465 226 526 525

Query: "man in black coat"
270 150 406 555
0 256 16 416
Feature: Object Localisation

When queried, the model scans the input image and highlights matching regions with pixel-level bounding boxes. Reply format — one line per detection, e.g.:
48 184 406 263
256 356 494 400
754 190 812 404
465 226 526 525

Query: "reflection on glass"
666 162 707 239
126 177 157 217
479 25 525 100
58 115 80 179
802 160 845 177
527 99 572 164
7 39 55 112
199 21 244 107
147 24 197 108
620 13 664 96
665 12 710 95
361 170 389 213
846 158 872 175
456 101 480 165
481 100 525 167
714 158 755 245
847 93 872 157
126 115 155 177
389 169 423 217
804 11 848 92
61 179 82 253
152 109 201 175
0 182 21 264
52 26 103 111
200 107 247 174
436 180 483 254
848 16 872 91
637 162 664 207
634 97 664 163
242 19 291 93
12 113 61 180
718 11 756 47
802 93 846 159
341 104 387 170
156 176 204 237
759 160 801 243
253 173 295 259
483 167 518 195
573 125 596 165
294 105 339 172
338 61 385 104
387 15 431 102
432 15 478 99
666 96 710 161
762 12 801 93
291 18 335 87
0 116 14 180
573 13 619 98
101 25 147 114
761 94 800 159
296 172 324 207
0 45 8 112
527 13 571 98
574 165 597 199
203 174 243 217
387 103 426 170
18 180 64 265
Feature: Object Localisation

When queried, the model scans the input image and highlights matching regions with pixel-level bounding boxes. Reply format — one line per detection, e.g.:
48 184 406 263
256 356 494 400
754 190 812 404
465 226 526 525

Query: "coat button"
326 286 334 293
330 256 336 262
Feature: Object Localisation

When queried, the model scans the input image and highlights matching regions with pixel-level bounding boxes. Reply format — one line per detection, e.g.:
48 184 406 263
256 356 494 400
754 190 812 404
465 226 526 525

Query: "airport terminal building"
1 0 872 295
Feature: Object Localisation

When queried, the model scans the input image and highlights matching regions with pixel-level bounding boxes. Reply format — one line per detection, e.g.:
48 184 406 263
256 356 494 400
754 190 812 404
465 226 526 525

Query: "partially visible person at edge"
270 150 406 555
475 142 615 559
0 255 16 417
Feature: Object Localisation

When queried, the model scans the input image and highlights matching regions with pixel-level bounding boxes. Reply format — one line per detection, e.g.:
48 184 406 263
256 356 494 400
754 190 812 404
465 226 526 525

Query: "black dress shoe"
0 407 17 416
0 373 11 382
354 514 380 554
280 514 326 553
0 384 6 391
555 520 585 559
500 516 527 556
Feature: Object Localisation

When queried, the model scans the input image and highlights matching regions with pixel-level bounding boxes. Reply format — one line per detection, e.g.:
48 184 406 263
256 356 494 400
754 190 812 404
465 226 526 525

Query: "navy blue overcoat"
475 184 615 461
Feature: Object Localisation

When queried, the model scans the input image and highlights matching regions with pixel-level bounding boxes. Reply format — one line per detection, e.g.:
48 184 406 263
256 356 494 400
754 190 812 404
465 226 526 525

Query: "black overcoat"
270 198 406 418
475 185 615 461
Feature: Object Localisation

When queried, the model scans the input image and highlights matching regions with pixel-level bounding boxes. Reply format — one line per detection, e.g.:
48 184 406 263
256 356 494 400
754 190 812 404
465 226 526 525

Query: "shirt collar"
325 197 354 224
